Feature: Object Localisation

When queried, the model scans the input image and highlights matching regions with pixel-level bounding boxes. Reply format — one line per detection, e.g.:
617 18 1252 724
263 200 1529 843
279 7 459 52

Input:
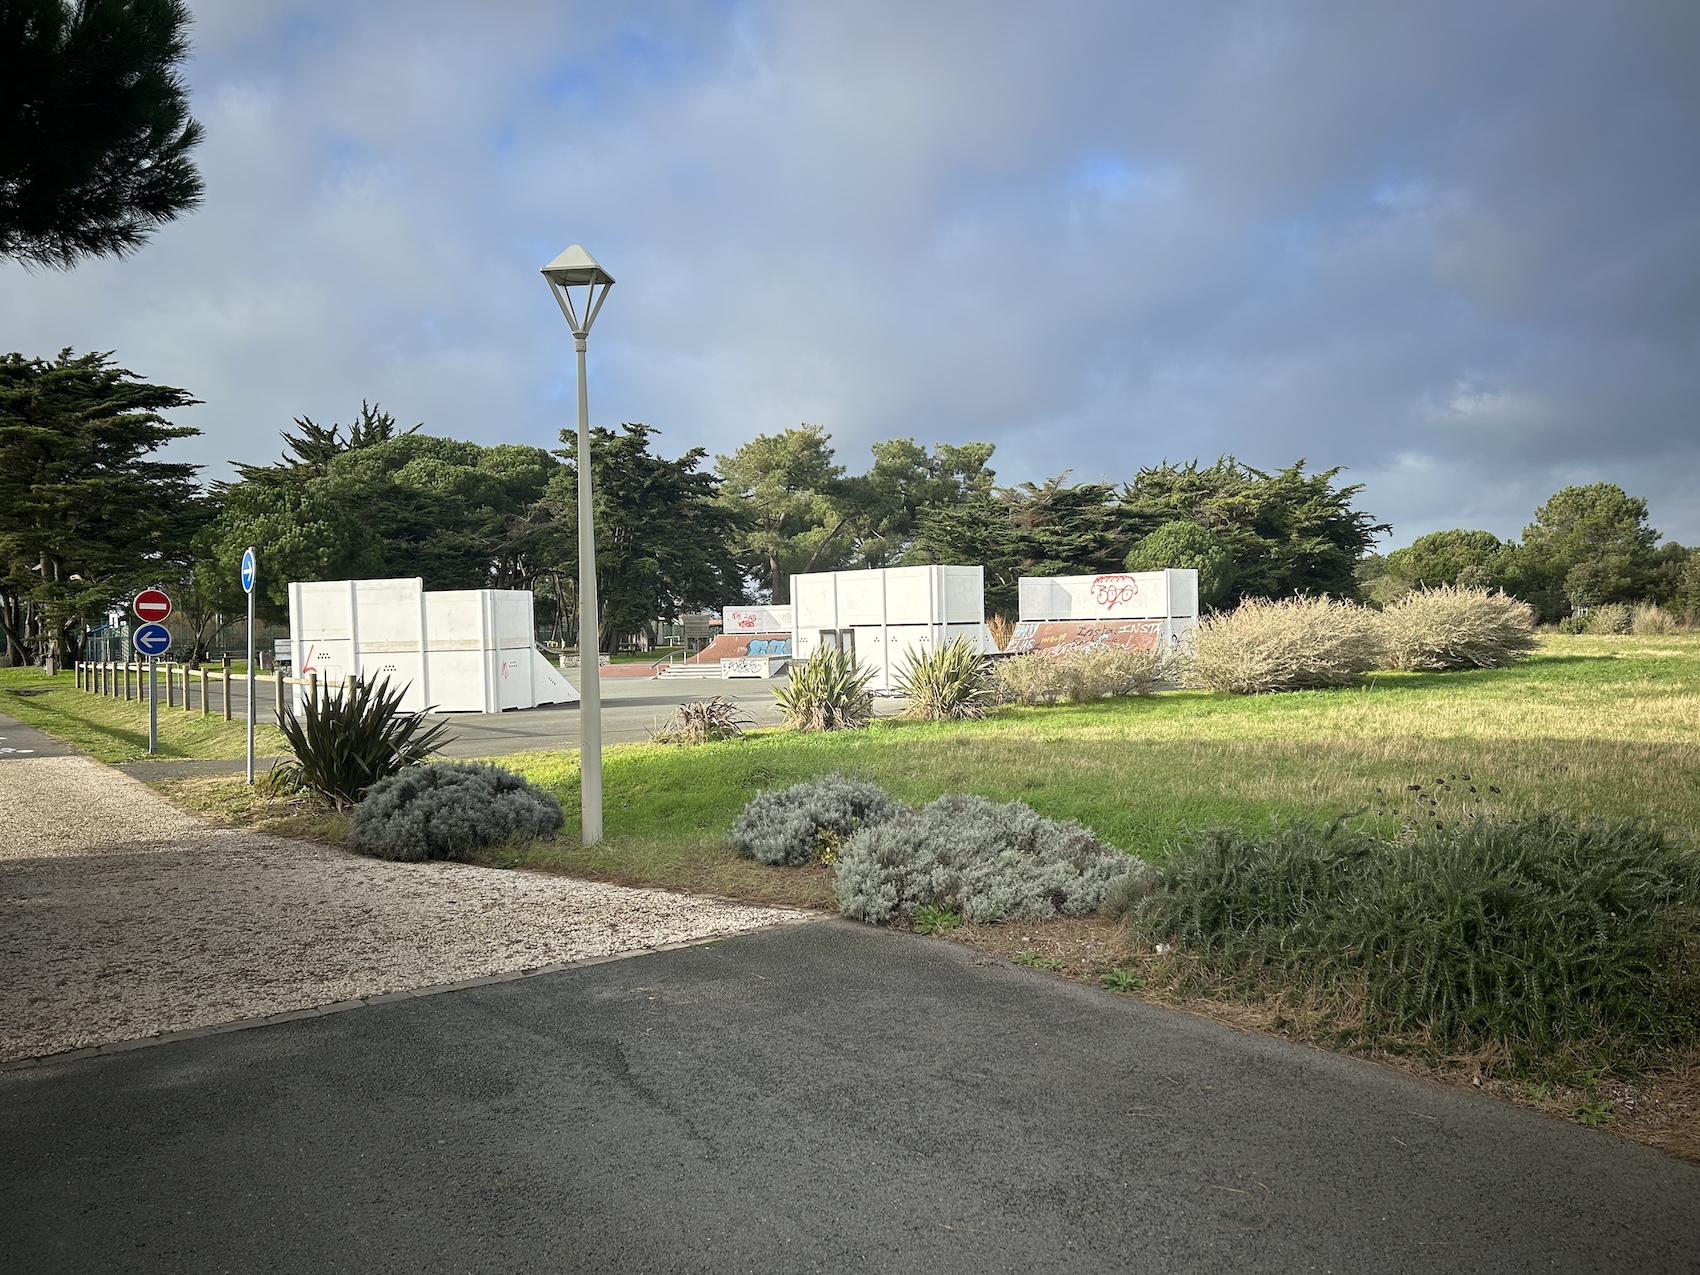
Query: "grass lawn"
473 634 1700 900
0 666 286 763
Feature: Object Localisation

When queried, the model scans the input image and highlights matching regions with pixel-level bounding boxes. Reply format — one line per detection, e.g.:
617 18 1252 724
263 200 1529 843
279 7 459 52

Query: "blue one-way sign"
241 547 256 595
133 623 172 656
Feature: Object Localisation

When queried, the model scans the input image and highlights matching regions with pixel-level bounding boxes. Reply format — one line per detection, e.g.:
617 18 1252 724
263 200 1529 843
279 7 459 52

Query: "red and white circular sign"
133 588 173 623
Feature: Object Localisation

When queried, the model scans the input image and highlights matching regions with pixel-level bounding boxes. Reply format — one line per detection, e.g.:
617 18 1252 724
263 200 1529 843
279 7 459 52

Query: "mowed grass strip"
0 667 286 763
486 635 1700 890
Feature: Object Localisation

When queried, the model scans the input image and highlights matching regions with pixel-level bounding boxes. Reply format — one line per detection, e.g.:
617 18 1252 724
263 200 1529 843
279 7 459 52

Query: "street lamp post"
541 244 615 845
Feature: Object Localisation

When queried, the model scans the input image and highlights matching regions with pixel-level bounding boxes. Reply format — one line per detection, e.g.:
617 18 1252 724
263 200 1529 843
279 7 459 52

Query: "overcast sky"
4 0 1696 547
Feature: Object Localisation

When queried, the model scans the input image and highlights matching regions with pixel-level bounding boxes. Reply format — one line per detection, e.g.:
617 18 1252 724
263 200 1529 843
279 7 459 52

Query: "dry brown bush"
1062 646 1169 699
990 653 1066 705
990 645 1170 705
1379 586 1539 672
1631 603 1678 635
1185 596 1382 694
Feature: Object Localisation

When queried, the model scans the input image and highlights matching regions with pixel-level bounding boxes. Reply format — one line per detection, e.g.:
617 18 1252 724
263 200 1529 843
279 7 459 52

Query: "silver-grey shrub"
347 760 564 861
834 793 1144 924
1185 596 1382 694
729 773 904 866
1379 585 1538 671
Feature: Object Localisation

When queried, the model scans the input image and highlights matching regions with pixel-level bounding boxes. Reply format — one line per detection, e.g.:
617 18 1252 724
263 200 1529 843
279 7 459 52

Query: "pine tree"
1 0 204 269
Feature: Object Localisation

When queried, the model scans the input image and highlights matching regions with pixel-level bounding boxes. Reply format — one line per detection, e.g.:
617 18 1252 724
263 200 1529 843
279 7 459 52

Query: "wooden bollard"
275 668 287 726
222 655 232 721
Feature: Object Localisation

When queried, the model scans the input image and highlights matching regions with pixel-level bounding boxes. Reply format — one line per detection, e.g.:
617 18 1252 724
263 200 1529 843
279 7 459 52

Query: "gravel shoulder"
0 754 806 1063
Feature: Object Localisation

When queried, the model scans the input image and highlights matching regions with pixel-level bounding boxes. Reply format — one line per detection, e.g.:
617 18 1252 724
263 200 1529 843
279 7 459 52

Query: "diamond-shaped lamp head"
540 244 614 288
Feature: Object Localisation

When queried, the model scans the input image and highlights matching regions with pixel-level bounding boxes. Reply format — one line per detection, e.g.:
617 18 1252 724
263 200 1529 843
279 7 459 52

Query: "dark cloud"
2 0 1695 544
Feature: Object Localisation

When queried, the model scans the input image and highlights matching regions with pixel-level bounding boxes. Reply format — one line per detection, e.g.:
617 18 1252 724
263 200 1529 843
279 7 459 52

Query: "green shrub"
729 773 903 866
1557 614 1590 634
1630 603 1677 635
834 793 1144 924
896 636 992 721
1124 520 1237 608
1583 603 1633 635
347 761 564 861
650 696 751 745
1128 815 1700 1078
772 647 875 731
1378 585 1538 671
1184 596 1382 694
277 676 452 808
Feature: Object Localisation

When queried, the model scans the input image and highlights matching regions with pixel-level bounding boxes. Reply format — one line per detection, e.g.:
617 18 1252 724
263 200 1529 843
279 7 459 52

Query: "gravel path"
0 754 807 1063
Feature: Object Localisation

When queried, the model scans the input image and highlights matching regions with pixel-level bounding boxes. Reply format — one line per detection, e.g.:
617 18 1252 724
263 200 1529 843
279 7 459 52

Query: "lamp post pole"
573 325 603 845
542 245 614 846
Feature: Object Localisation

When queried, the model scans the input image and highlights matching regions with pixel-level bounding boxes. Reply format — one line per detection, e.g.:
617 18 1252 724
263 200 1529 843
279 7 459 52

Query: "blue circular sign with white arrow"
133 622 172 657
241 546 257 595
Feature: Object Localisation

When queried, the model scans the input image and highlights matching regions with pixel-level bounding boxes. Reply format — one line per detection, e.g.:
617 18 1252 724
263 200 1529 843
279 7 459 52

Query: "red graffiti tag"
1089 574 1140 609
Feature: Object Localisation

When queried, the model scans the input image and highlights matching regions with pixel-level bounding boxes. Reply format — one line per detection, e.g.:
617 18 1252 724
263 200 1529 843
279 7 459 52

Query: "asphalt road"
4 922 1696 1274
119 673 796 779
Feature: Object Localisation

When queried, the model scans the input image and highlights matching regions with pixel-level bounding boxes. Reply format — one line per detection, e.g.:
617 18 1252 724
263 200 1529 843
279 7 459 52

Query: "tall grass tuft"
1128 814 1700 1078
1379 586 1538 671
895 636 992 721
277 676 452 808
1185 596 1382 694
772 647 875 731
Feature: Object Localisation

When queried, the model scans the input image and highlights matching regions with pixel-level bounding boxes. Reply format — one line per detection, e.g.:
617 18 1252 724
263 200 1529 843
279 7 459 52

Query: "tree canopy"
1 0 204 269
1521 483 1660 614
0 348 200 663
545 423 741 652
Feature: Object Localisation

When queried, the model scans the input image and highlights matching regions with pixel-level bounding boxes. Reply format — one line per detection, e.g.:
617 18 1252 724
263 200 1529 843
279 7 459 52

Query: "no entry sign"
134 589 173 623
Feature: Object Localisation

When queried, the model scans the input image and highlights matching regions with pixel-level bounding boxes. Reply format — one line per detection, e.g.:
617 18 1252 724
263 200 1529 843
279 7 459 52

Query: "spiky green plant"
276 676 453 808
895 636 991 721
649 695 751 745
772 647 875 731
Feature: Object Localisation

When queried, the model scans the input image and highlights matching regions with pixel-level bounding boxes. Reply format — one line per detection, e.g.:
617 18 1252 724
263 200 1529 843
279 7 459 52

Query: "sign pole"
148 657 158 755
132 590 174 755
243 547 257 786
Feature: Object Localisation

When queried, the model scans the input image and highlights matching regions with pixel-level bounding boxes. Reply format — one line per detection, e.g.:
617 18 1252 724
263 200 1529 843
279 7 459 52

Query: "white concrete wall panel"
1017 570 1199 622
289 576 578 713
722 604 792 634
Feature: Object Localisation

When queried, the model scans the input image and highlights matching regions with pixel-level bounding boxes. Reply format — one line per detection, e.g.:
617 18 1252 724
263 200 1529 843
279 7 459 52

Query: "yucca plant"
650 695 752 745
277 676 453 808
895 636 991 720
772 647 875 731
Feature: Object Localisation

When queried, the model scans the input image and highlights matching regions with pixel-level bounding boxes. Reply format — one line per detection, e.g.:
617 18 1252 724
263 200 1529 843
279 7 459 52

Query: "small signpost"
242 547 257 785
132 591 172 755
